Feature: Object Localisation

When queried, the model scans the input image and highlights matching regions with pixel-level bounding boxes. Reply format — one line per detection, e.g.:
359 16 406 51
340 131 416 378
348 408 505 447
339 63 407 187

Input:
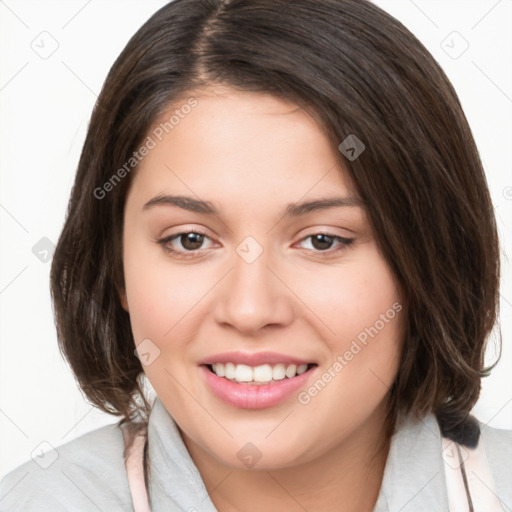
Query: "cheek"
122 234 200 338
290 248 404 407
122 245 211 397
291 266 403 454
290 247 403 354
334 268 402 360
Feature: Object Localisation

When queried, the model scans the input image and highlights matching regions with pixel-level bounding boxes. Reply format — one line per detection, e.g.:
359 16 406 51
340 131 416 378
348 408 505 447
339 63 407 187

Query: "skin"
120 85 405 512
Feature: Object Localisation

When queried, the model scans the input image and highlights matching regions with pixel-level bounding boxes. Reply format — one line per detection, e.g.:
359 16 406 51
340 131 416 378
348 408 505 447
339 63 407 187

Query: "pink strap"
122 426 152 512
442 435 505 511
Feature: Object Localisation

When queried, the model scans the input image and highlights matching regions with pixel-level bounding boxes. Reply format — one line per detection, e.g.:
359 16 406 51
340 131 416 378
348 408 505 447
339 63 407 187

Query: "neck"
182 404 393 512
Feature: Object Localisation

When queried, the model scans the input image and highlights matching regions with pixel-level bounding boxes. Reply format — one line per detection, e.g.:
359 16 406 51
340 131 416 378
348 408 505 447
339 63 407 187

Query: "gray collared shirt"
1 397 511 511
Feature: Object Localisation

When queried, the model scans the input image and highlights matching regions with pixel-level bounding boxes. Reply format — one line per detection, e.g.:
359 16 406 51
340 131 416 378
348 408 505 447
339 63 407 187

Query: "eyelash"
157 230 355 259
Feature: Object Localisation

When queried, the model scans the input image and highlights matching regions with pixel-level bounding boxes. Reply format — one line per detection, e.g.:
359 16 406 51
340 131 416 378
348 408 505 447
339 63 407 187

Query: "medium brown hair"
50 0 500 443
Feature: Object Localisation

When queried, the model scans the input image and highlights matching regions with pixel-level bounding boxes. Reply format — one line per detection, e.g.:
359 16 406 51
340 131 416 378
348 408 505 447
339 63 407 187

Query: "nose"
213 243 295 335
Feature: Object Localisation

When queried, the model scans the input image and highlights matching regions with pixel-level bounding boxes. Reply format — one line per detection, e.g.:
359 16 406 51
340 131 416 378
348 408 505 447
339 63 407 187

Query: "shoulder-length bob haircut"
50 0 500 440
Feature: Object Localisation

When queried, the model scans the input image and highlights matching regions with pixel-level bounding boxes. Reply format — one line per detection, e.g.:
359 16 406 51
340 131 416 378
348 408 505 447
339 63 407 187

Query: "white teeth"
297 364 308 375
209 362 311 382
285 364 297 378
235 364 253 382
253 364 273 383
212 363 225 377
272 364 286 380
225 362 236 379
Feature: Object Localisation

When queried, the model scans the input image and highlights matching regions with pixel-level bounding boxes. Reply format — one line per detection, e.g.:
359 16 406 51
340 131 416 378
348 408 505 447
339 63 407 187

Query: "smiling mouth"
204 362 318 385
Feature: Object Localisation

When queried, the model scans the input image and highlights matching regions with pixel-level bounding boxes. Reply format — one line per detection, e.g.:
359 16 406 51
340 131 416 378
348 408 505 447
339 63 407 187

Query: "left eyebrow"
142 194 365 216
284 196 364 217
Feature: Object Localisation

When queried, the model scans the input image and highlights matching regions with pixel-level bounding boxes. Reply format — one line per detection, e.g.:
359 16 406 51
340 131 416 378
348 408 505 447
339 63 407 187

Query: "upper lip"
199 351 316 367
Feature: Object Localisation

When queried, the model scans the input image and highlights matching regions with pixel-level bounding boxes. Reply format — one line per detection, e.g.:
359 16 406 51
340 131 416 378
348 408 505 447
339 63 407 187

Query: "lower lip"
200 365 315 409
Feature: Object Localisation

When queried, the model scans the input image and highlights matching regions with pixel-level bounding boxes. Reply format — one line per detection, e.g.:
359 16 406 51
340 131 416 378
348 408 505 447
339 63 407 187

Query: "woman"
1 0 510 510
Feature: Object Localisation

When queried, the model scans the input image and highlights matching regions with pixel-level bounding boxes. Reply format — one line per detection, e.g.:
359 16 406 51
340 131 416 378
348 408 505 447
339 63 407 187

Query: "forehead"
127 87 356 210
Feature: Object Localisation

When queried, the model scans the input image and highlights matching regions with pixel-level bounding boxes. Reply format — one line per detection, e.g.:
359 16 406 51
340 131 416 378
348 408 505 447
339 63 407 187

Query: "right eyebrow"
143 195 217 214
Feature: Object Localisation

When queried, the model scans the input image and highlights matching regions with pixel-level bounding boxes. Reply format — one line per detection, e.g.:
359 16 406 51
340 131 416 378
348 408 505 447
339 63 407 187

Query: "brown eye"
178 232 205 251
158 230 213 256
297 233 355 255
310 234 335 251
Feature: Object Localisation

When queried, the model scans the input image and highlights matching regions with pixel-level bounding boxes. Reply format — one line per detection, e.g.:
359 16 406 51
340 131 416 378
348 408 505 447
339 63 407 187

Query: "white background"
0 0 511 480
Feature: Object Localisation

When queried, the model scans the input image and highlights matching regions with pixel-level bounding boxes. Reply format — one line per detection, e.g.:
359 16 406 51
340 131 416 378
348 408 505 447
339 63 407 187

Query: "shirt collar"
147 397 448 511
147 396 218 512
373 412 449 511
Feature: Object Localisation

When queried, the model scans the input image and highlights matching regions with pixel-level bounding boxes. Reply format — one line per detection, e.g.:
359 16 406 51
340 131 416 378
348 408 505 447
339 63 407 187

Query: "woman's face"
121 86 404 469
